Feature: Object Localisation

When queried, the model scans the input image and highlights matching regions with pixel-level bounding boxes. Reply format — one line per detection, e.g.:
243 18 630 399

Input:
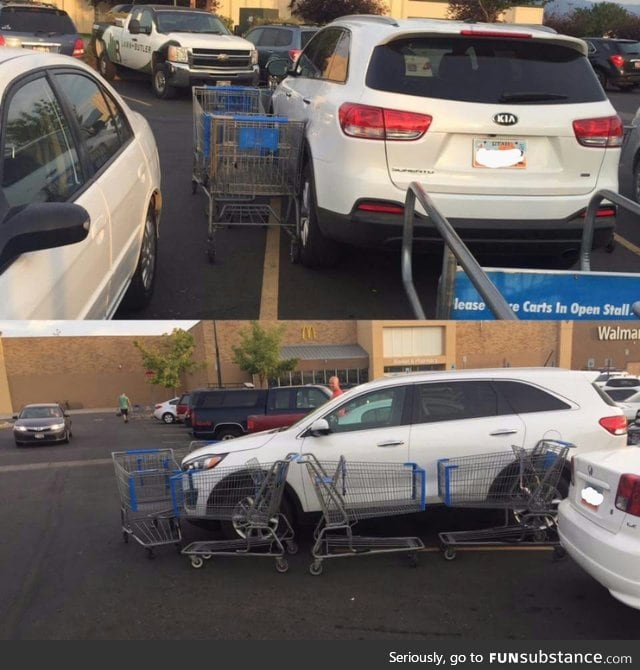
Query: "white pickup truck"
93 5 259 98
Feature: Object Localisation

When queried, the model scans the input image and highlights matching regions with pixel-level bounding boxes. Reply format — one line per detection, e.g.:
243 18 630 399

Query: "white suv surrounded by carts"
181 368 628 535
270 16 622 268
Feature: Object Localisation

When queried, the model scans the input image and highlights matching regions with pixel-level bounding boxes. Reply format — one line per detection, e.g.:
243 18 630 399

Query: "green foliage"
289 0 386 25
133 329 201 393
448 0 549 23
231 322 298 388
545 2 640 39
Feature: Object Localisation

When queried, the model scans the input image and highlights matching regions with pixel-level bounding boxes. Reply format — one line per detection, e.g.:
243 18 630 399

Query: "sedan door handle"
285 91 292 98
303 97 311 104
489 429 519 436
376 440 405 447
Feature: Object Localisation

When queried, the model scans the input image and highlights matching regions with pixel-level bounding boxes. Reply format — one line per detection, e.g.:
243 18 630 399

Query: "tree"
289 0 386 25
572 2 631 37
448 0 549 23
133 328 201 394
231 322 298 388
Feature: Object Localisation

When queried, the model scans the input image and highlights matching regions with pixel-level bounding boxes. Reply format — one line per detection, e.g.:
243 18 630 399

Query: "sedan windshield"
20 406 62 419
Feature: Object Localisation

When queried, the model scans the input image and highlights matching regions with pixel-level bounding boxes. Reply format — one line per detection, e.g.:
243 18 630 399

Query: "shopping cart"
437 439 574 560
297 454 426 576
171 454 298 572
191 85 305 263
112 449 182 558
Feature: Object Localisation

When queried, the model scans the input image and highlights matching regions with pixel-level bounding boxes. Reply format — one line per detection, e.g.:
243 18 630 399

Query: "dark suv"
244 23 318 83
584 37 640 91
0 1 84 57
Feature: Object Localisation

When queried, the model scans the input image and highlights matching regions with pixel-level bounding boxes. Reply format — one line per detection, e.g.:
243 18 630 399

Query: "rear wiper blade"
34 30 61 36
498 92 569 102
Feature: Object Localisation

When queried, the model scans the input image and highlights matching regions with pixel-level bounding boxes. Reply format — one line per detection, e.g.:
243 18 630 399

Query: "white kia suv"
180 368 628 534
271 16 622 267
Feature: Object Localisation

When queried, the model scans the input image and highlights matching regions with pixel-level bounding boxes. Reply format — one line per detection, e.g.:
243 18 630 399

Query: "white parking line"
614 232 640 257
0 459 112 473
121 95 152 108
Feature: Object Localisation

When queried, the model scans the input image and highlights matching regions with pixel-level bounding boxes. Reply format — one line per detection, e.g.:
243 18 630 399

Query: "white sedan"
558 446 640 610
153 397 179 424
0 48 161 318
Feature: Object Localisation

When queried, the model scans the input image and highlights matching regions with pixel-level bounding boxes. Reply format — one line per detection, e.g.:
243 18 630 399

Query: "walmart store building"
1 320 639 414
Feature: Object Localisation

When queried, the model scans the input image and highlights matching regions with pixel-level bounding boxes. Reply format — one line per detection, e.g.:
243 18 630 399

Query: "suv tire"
297 162 341 268
98 50 117 81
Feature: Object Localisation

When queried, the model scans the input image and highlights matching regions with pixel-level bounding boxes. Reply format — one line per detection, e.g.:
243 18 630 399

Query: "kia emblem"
493 113 518 126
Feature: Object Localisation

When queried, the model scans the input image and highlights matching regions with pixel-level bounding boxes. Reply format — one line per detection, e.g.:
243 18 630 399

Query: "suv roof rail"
336 14 400 27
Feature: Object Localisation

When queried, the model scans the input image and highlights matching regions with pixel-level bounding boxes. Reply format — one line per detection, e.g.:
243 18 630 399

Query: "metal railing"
401 182 640 320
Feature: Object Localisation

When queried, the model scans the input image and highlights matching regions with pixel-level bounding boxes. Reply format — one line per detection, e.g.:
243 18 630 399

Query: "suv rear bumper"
316 205 615 256
166 62 259 87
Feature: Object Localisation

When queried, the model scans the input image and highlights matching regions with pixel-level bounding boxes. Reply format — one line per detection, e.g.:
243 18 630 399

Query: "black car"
244 23 318 84
584 37 640 91
0 1 84 58
13 403 72 447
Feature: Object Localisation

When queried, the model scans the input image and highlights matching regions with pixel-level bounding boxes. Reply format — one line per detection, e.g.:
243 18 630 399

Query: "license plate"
34 433 45 439
473 139 527 169
28 45 51 53
580 485 604 511
634 61 640 69
216 80 231 86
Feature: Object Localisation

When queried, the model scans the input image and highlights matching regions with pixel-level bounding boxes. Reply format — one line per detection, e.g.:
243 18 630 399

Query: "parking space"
109 75 640 321
1 412 639 640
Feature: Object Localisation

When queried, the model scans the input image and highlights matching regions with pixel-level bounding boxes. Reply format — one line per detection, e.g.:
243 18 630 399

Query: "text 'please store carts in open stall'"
191 85 304 263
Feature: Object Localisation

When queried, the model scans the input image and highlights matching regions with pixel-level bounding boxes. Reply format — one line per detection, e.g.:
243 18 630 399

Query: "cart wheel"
192 180 198 195
286 541 299 555
553 546 567 561
442 547 457 561
533 529 547 543
408 552 419 568
207 241 216 264
309 560 323 576
146 548 155 560
190 556 204 569
275 558 289 573
202 553 212 560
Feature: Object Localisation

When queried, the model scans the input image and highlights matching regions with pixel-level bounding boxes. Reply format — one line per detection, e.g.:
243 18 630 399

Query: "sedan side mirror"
0 202 89 272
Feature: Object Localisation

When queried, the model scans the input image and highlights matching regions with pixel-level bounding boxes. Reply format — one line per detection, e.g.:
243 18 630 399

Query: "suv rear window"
366 36 604 104
617 42 640 55
0 7 76 33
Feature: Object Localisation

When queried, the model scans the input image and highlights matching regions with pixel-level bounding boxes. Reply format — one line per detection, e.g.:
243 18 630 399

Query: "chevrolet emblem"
215 53 229 61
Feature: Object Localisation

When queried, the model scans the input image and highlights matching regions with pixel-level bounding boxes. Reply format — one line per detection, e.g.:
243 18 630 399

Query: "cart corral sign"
452 269 640 320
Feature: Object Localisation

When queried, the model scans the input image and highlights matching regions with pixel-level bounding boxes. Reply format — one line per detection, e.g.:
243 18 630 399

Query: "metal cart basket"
112 449 182 557
437 439 574 559
191 85 305 263
171 454 298 572
298 453 426 575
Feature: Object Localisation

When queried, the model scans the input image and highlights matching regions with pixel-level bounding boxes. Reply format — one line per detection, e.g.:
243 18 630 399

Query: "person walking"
118 392 131 423
328 376 344 399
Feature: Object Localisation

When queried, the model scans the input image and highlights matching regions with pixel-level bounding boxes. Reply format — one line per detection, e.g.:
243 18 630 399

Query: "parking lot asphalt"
1 412 639 640
109 76 640 321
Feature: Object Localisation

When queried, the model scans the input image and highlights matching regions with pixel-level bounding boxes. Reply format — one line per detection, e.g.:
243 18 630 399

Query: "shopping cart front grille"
191 49 252 69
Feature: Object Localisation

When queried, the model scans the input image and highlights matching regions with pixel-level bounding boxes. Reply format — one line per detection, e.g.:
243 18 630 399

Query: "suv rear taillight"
609 54 625 69
599 415 628 435
615 474 640 516
155 404 162 409
288 48 302 63
247 417 255 431
573 115 623 148
0 34 5 47
72 38 85 59
339 103 432 141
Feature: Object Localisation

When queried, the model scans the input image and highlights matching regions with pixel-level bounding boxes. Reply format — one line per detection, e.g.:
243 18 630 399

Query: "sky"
0 321 200 337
